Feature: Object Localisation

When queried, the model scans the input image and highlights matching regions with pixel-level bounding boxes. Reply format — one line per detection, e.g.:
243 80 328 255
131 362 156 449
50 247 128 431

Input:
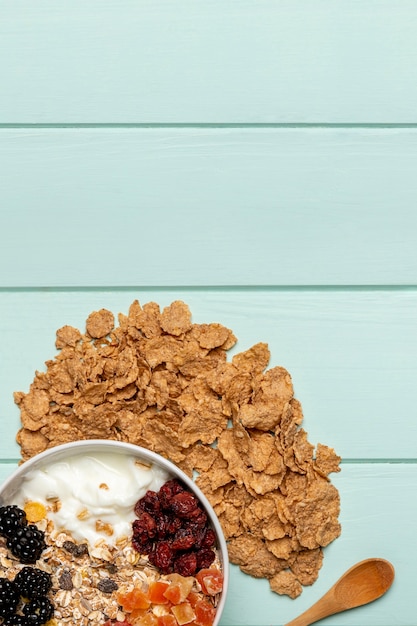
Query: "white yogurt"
14 452 170 547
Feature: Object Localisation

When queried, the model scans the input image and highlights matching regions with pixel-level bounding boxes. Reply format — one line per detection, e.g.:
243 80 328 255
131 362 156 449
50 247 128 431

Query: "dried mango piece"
24 501 47 523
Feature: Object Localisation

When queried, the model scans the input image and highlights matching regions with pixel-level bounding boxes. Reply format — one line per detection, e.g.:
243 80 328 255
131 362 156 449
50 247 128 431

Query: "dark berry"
2 615 31 626
23 596 54 625
7 525 46 564
14 567 52 598
0 577 19 617
0 505 27 539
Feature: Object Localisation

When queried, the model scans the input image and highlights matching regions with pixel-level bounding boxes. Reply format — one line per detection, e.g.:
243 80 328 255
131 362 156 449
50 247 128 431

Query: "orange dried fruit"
195 569 224 596
23 501 47 523
194 598 217 626
148 580 170 605
157 616 177 626
171 602 196 625
117 587 151 612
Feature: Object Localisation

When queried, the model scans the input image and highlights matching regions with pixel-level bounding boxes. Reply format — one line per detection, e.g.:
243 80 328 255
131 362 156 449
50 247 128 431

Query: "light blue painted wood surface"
1 1 417 123
1 128 417 287
0 2 416 624
1 289 416 460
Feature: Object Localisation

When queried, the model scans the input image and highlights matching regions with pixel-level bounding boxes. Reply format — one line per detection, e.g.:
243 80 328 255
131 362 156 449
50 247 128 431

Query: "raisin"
97 578 118 594
58 569 73 591
63 541 89 557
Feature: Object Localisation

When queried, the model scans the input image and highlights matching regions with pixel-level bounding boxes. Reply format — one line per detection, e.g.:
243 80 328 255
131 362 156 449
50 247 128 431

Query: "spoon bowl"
284 558 395 626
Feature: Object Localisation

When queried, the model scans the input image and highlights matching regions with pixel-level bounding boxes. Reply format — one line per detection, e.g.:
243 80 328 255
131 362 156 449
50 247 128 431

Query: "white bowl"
0 439 229 626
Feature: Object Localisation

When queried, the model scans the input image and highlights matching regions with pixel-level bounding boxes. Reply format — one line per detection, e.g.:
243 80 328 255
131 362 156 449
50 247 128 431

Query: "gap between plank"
1 123 417 130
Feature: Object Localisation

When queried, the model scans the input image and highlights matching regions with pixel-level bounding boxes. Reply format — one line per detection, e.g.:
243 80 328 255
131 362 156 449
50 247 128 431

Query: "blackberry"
2 616 31 626
14 567 52 599
0 577 19 618
23 596 54 625
7 525 46 564
0 505 27 539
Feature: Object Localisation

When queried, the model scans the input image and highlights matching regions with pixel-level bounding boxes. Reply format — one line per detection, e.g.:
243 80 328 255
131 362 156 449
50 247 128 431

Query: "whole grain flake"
14 297 342 598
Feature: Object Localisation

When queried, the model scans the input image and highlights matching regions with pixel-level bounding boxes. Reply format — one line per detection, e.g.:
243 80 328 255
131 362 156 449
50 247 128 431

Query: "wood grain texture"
1 288 416 460
1 127 417 287
1 0 417 123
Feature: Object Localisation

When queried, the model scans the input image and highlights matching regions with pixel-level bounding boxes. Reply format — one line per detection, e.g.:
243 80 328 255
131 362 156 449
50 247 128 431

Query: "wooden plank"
1 288 416 460
1 128 417 287
1 1 417 124
0 460 414 624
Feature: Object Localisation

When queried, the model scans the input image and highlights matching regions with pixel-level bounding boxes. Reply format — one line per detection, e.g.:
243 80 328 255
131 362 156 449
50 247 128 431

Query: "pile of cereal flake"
14 298 341 599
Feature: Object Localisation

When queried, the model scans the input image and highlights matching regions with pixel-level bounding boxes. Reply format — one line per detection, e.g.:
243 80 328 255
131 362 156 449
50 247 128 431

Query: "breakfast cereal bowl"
0 439 229 626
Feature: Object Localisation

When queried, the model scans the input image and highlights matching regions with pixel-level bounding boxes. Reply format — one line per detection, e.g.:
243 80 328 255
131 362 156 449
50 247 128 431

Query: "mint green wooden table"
1 2 416 624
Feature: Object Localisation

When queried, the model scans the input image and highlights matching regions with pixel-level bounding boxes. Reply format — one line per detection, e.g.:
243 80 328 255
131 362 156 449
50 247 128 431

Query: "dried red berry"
132 511 157 538
174 551 198 577
149 541 174 574
196 548 216 569
202 528 216 548
158 479 185 510
134 490 160 516
132 479 218 576
171 528 196 551
169 492 199 518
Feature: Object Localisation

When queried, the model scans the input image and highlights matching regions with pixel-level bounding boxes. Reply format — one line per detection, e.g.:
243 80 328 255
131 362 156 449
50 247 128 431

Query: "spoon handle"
283 593 339 626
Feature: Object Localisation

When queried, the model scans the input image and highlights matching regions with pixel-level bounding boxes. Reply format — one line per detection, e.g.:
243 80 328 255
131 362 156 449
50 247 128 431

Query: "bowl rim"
0 439 229 625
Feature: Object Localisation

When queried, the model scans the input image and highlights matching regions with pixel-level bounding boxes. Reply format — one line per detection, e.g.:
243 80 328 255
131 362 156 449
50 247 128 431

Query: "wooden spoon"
284 558 395 626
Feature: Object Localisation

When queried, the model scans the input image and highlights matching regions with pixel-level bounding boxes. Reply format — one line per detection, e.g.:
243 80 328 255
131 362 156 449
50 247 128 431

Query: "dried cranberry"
132 511 157 538
149 541 174 574
131 479 218 576
187 509 208 528
169 492 199 518
131 535 153 555
174 551 198 577
196 547 216 569
159 479 185 509
134 490 160 516
171 528 196 551
202 528 216 548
